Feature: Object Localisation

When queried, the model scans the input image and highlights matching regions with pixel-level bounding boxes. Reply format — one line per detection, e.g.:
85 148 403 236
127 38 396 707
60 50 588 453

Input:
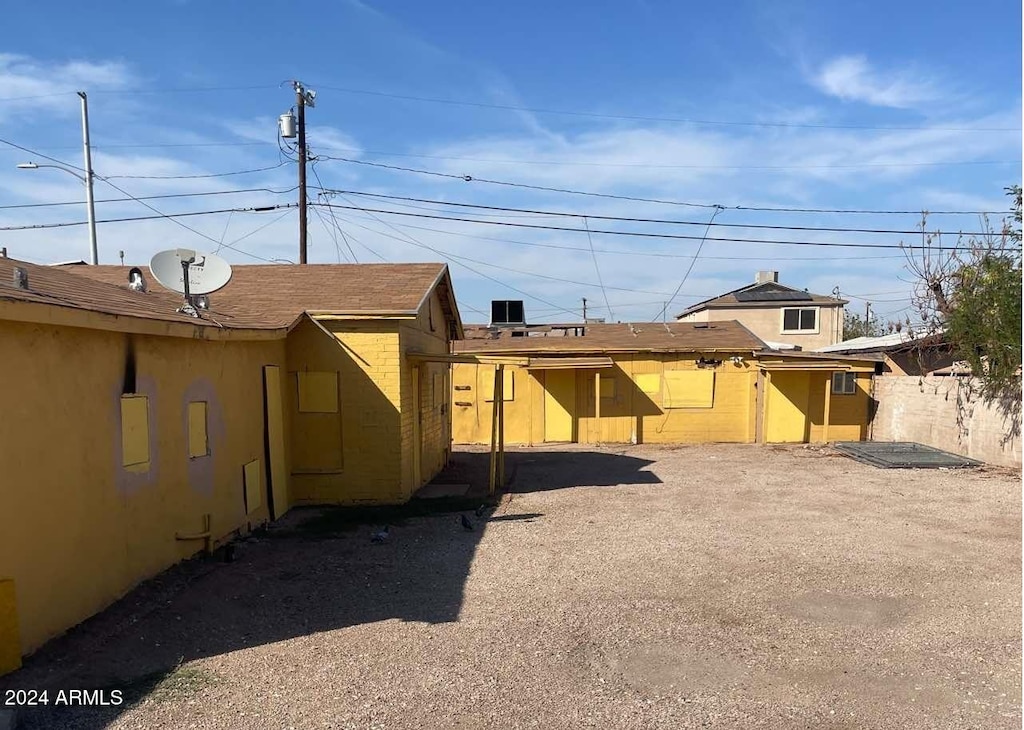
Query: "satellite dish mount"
178 252 198 316
149 248 233 319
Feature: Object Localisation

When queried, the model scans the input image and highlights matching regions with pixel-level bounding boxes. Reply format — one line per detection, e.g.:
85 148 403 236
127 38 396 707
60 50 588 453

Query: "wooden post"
488 365 500 496
594 370 601 444
822 372 833 443
497 365 505 489
761 370 772 444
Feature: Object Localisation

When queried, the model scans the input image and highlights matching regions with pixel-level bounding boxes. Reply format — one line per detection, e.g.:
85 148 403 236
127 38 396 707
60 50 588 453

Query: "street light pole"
77 92 98 265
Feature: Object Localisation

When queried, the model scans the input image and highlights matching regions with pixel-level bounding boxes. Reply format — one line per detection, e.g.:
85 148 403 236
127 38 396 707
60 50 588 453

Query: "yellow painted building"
1 259 461 669
452 322 874 446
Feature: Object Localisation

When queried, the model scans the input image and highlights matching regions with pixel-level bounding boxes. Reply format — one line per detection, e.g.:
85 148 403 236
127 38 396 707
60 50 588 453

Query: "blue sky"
1 0 1020 324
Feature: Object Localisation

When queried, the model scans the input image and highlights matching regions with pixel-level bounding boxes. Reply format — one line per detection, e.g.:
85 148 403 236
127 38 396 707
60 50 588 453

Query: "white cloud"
0 54 134 118
811 55 941 109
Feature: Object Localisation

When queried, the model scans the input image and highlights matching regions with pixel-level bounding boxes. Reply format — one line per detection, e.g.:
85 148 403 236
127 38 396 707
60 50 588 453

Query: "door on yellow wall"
764 371 811 443
544 369 576 442
262 365 289 519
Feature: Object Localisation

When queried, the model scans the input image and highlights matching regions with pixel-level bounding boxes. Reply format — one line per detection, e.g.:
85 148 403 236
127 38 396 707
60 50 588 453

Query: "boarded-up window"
599 377 616 399
636 373 662 395
297 371 339 413
483 368 515 402
243 459 262 514
188 401 208 458
663 370 715 409
120 395 150 467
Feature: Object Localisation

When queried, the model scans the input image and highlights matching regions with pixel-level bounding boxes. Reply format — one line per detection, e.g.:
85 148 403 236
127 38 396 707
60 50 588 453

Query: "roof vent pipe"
13 266 28 289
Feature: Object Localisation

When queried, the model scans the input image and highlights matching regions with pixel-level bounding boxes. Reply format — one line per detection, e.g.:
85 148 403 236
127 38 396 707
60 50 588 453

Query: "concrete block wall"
871 376 1021 468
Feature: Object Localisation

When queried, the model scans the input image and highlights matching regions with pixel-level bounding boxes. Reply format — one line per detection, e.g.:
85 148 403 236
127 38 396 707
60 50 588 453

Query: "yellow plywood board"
765 371 810 443
0 579 20 675
663 370 715 409
544 369 575 441
297 371 339 413
483 368 515 402
120 395 150 467
636 373 662 395
187 401 208 458
243 459 262 514
600 377 616 399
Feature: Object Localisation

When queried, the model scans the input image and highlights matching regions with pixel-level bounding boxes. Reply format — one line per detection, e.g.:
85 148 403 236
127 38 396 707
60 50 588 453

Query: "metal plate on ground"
833 441 982 469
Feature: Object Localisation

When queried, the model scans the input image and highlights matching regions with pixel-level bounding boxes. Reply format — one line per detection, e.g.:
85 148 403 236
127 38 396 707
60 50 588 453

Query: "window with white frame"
831 372 857 395
781 307 818 333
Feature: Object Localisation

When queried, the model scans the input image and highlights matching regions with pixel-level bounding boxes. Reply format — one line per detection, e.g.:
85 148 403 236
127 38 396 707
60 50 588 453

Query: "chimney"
756 270 779 284
13 266 28 290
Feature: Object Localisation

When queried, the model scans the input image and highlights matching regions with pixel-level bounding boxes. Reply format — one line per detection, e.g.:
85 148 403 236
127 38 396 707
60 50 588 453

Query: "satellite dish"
149 249 232 295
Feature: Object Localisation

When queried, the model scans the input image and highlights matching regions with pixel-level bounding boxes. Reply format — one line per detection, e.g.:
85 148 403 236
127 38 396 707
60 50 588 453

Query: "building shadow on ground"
432 448 663 496
0 448 659 729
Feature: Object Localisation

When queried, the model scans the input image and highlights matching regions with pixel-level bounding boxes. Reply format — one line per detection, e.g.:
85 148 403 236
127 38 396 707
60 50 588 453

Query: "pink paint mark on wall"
182 378 226 499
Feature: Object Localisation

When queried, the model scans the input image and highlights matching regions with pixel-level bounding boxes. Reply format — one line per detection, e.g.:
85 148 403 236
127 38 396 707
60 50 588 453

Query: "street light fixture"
16 92 99 265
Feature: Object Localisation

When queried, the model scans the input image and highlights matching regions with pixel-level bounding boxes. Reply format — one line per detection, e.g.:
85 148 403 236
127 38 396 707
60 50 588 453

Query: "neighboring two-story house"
675 271 846 350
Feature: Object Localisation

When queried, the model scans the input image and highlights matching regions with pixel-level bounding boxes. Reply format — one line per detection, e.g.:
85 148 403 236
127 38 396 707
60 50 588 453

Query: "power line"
0 137 86 172
310 160 358 262
331 210 803 301
221 208 294 252
311 84 1020 133
0 186 297 210
0 84 280 103
104 161 289 180
310 205 349 262
324 189 1001 237
656 206 724 322
583 217 613 320
332 208 907 261
0 204 293 234
313 202 958 250
321 156 1011 216
313 147 1016 171
326 198 576 317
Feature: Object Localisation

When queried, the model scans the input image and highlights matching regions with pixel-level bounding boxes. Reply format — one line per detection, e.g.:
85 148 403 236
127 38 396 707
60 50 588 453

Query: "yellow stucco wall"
0 318 286 657
286 318 404 505
452 353 758 445
763 370 870 443
452 364 539 445
285 291 454 506
399 289 453 498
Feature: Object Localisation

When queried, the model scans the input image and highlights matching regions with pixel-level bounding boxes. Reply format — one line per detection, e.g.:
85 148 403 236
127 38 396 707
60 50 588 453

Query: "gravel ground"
3 443 1020 730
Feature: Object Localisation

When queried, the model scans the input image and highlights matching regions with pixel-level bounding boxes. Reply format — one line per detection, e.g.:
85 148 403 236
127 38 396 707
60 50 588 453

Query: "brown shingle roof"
59 262 456 329
0 258 268 329
454 321 765 354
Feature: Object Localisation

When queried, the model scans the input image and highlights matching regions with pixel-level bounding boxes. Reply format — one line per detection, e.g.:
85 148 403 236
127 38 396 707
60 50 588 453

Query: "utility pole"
865 301 872 333
77 92 98 265
287 81 316 264
581 297 587 321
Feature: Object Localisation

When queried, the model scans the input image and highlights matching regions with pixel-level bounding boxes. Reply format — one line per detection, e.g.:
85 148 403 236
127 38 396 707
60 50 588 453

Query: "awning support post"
488 365 505 496
497 365 505 489
822 373 832 443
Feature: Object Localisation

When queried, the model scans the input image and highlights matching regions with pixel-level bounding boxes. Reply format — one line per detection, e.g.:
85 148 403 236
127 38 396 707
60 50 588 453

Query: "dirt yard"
2 444 1020 729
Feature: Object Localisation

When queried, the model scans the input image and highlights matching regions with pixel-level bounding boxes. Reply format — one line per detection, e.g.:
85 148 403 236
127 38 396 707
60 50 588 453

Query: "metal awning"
526 356 615 370
833 441 981 469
